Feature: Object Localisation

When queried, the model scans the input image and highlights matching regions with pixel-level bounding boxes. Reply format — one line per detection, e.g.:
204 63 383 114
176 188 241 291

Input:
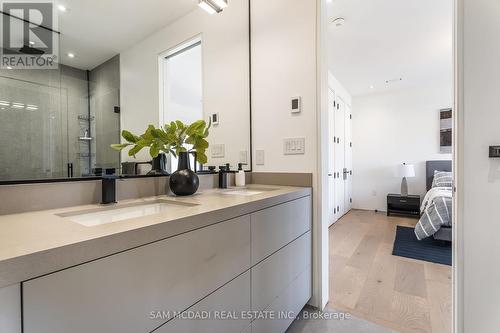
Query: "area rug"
392 226 452 266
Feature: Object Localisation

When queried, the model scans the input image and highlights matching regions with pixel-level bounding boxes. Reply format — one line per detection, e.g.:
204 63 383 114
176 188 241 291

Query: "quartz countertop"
0 185 311 288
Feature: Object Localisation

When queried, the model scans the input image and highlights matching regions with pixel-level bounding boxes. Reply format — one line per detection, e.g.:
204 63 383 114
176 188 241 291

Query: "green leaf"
197 151 208 164
122 130 139 143
128 145 143 157
110 143 131 151
150 143 160 158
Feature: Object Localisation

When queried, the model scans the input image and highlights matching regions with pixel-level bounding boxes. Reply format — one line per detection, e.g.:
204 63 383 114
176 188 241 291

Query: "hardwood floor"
327 210 452 333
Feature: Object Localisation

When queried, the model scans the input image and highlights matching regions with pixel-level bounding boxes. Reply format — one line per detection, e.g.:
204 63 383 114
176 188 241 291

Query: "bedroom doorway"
324 0 454 332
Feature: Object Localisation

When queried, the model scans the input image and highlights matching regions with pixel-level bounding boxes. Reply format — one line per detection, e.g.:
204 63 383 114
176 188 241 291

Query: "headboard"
426 160 452 191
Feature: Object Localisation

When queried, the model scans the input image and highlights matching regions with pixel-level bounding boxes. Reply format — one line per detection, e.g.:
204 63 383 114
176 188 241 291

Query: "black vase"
169 152 199 196
148 153 170 176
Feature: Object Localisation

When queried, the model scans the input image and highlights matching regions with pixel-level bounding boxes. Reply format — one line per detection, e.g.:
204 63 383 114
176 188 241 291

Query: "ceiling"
56 0 198 70
327 0 453 97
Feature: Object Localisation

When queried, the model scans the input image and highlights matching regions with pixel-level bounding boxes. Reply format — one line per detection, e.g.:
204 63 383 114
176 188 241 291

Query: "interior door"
328 89 336 226
334 97 346 218
344 103 353 212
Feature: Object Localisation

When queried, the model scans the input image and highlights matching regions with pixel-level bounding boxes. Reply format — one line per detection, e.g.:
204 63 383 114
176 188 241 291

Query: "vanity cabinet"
0 284 21 333
251 196 311 265
23 215 251 333
21 194 312 333
155 271 251 333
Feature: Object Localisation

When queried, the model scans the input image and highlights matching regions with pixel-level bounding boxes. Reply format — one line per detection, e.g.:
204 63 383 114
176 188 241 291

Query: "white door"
334 97 346 218
328 89 336 226
344 103 353 212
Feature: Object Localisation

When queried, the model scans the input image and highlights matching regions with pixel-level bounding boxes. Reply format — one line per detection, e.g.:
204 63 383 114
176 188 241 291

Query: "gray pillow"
432 171 453 188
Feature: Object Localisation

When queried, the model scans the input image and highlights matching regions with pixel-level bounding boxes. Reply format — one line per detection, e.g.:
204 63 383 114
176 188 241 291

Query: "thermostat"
211 113 219 125
291 97 302 114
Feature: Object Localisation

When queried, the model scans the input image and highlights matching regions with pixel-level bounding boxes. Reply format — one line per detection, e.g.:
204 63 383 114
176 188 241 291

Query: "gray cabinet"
251 196 311 265
23 215 251 333
252 231 311 312
0 284 21 333
156 271 251 333
21 195 312 333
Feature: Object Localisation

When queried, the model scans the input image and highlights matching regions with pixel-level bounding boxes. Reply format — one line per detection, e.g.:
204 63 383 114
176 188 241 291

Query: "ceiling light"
26 104 39 110
198 0 226 14
327 0 333 3
211 0 228 9
12 103 24 109
57 5 67 12
29 41 35 46
67 53 75 58
0 101 10 106
199 1 217 14
370 85 374 89
6 66 12 70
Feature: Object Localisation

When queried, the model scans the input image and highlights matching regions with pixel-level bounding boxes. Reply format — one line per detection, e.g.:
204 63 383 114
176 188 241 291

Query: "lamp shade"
397 163 415 178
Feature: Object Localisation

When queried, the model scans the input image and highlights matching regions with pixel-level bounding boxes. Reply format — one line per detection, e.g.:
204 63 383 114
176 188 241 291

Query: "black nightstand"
387 194 421 218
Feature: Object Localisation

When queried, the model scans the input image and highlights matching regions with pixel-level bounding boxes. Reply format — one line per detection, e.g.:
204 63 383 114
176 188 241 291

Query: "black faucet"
101 175 117 204
218 166 229 189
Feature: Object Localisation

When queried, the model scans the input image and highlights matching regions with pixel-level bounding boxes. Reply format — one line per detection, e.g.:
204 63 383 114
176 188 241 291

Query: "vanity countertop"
0 185 311 288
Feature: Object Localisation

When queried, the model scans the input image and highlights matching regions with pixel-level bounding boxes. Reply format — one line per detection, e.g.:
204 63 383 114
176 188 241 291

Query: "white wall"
352 84 452 212
458 0 500 331
251 0 317 173
120 1 250 168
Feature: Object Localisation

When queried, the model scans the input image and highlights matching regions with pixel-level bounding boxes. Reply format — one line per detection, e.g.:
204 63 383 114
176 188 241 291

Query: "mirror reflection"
0 0 251 182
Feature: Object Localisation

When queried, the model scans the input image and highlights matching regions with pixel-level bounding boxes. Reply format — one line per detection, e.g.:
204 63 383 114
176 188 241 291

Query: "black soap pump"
218 165 228 189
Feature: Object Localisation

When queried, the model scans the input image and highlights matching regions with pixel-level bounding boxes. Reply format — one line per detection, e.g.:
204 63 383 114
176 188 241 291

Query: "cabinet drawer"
23 215 251 333
251 196 311 265
155 271 251 333
0 284 21 333
252 231 311 312
251 268 311 333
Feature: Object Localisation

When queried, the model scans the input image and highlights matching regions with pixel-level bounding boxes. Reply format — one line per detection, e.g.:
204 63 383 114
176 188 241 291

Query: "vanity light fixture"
26 104 39 111
57 4 67 12
198 0 227 14
67 52 75 58
12 103 25 109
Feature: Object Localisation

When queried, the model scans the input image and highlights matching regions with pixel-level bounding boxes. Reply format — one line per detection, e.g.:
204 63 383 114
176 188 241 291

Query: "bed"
415 160 453 242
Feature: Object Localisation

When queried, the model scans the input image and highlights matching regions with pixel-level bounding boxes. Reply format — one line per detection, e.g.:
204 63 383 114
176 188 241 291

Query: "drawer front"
155 271 251 333
251 196 311 265
252 231 311 312
23 215 251 333
0 284 21 333
388 197 419 206
251 268 311 333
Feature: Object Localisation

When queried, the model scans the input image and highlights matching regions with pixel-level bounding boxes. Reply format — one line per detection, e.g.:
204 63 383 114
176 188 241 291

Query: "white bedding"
420 186 453 213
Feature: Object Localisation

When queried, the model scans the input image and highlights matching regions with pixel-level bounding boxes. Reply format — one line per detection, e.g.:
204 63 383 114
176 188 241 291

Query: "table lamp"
397 163 415 197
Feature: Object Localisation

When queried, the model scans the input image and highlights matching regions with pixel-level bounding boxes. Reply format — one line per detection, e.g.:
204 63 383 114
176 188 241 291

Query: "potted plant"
111 120 210 196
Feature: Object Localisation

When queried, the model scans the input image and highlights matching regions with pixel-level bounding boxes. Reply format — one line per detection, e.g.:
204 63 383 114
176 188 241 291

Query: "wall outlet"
283 138 305 155
211 144 225 158
239 150 248 164
256 150 265 165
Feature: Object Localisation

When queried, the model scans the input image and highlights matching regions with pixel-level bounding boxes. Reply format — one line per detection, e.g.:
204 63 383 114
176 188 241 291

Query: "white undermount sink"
222 187 280 196
57 199 198 227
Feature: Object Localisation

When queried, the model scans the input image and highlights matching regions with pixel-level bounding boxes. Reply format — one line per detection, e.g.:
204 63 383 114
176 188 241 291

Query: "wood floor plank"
394 260 428 298
389 291 432 333
330 210 452 333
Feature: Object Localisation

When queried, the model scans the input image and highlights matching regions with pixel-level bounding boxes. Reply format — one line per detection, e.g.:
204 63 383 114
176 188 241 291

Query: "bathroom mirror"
0 0 251 183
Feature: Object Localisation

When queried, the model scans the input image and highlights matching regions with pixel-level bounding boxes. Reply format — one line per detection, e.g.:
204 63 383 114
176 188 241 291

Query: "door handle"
343 168 348 180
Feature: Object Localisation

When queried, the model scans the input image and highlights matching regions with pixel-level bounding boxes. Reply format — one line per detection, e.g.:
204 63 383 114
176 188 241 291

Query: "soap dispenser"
236 163 247 187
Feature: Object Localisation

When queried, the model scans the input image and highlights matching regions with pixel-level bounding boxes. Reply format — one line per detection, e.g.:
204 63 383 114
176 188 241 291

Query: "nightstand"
387 194 421 218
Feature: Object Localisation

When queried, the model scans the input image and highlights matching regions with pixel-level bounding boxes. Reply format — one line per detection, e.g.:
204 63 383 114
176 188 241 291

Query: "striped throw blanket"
415 187 453 240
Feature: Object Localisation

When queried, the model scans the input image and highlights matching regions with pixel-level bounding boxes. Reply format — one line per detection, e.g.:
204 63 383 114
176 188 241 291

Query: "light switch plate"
284 138 305 155
211 144 225 158
291 96 302 114
239 150 248 164
256 150 265 165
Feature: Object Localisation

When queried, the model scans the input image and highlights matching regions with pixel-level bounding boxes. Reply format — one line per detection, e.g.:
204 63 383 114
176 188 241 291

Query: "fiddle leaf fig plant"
111 119 211 164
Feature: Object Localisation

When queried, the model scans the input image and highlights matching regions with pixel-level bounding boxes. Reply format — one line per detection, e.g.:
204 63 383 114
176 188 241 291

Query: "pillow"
432 170 453 188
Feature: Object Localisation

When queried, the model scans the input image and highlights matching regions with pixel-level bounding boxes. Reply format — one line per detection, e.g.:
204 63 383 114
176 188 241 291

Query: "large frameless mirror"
0 0 251 183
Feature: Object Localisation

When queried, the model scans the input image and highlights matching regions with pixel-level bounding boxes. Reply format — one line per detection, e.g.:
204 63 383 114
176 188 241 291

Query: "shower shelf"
78 137 94 141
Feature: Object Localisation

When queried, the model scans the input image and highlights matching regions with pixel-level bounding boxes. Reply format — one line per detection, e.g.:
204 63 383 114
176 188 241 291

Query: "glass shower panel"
0 70 65 181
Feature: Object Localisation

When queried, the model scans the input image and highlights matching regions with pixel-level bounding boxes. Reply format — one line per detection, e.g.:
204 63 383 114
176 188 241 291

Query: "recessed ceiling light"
6 66 12 70
326 0 333 3
67 53 75 58
57 5 67 12
370 85 374 89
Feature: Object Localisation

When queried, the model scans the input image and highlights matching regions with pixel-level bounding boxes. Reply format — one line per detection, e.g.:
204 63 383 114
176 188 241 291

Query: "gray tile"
287 308 396 333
